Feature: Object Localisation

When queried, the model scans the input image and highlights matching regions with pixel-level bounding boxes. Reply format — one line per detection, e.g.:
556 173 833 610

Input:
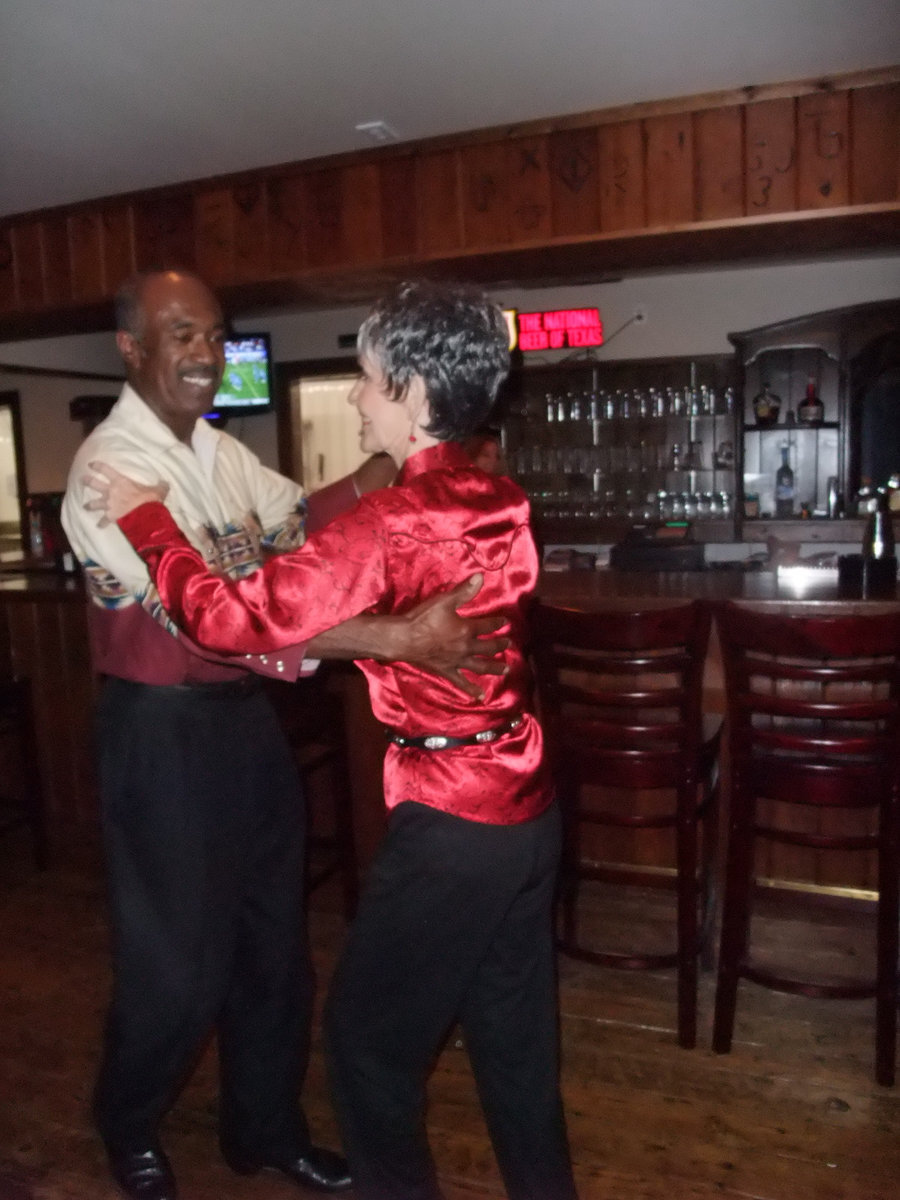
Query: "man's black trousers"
93 675 312 1160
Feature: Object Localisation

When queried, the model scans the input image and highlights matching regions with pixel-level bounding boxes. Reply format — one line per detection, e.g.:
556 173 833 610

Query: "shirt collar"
114 383 221 470
398 440 471 484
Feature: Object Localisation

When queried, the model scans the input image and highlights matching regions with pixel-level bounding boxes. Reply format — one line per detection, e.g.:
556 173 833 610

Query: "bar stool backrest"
713 601 900 1086
532 600 712 793
530 598 719 1049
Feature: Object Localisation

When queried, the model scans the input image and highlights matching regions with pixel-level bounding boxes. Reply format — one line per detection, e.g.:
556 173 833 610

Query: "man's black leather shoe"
108 1148 177 1200
223 1144 351 1192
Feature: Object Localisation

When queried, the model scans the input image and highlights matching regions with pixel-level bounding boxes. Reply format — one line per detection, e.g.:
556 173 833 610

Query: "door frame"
0 390 28 551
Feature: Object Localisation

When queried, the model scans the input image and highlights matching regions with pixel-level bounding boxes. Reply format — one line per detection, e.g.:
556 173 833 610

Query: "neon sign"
517 307 604 351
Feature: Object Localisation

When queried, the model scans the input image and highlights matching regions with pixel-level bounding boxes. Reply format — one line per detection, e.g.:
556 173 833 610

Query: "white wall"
254 252 900 362
2 252 899 491
0 371 122 494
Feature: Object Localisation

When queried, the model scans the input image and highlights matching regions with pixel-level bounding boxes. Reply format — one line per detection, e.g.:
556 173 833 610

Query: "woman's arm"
85 461 509 697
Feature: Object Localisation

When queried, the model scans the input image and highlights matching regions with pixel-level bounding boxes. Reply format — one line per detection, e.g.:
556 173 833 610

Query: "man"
61 269 508 1200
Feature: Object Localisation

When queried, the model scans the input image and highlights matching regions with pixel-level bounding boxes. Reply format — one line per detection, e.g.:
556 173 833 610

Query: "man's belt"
385 716 523 752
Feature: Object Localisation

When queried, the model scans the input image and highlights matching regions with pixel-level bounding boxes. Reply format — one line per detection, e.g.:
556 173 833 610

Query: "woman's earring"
408 432 417 443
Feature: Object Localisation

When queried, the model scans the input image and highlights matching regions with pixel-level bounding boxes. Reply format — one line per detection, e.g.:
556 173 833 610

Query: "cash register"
609 521 706 571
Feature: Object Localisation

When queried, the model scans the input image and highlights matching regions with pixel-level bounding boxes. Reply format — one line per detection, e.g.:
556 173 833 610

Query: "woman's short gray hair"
357 280 510 442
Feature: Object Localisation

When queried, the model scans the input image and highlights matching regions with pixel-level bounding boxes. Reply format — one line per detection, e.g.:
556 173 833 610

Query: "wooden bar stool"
0 674 48 869
713 602 900 1087
531 599 721 1049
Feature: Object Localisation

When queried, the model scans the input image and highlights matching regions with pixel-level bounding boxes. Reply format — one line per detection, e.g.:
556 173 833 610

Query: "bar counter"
0 569 96 828
4 563 897 890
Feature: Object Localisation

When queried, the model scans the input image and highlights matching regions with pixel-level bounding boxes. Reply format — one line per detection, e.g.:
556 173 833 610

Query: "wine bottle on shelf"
797 376 824 426
753 382 781 427
774 444 794 518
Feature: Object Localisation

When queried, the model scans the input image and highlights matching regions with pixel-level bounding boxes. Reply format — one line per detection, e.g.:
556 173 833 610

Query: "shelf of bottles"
741 346 841 520
498 357 739 532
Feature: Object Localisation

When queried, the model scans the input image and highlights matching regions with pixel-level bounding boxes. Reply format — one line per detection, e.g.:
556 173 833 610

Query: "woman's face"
348 352 420 464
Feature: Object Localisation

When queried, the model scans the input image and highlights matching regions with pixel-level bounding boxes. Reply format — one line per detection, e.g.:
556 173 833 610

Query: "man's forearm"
306 613 409 663
305 575 510 700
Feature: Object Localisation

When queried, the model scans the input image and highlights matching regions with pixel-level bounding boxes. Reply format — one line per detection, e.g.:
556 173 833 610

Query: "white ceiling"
3 0 900 222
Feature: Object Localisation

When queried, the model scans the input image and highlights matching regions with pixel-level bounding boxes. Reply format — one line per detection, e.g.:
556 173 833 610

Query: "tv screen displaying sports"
209 333 274 418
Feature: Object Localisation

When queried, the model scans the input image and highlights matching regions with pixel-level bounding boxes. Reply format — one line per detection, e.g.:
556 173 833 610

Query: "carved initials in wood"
519 148 541 174
472 174 496 213
556 150 593 193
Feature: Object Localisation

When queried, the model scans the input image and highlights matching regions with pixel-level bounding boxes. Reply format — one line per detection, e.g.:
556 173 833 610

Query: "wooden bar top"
0 570 84 602
537 564 900 615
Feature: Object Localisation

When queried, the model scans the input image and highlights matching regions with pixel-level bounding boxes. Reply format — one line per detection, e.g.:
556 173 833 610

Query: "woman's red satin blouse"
118 441 552 825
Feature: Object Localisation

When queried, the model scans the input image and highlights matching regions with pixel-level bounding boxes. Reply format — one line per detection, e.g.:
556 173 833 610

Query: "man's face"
117 272 226 440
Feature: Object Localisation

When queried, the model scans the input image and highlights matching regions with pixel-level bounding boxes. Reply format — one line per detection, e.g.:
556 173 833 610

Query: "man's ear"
116 330 142 370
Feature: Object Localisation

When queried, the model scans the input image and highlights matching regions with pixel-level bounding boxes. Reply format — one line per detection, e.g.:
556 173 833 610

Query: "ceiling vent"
355 120 400 144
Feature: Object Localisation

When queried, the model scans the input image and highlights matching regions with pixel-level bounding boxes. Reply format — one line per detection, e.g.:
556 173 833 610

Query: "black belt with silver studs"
385 716 523 752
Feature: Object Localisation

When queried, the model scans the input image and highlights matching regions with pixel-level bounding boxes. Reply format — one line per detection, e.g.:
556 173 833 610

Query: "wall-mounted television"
209 333 274 418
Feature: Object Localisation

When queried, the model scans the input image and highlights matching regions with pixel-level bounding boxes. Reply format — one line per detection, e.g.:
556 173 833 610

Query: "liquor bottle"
797 376 824 426
774 444 794 517
855 478 876 516
862 489 896 560
752 382 781 428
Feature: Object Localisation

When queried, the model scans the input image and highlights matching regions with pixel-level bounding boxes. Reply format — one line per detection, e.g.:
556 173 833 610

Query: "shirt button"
276 661 284 673
260 655 268 664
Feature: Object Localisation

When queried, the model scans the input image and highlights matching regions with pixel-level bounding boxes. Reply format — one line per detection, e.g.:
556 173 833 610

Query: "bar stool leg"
875 789 899 1087
675 781 698 1049
712 785 755 1055
557 782 581 952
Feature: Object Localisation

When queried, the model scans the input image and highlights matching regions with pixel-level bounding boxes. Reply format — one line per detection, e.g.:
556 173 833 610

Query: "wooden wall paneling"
745 97 797 215
11 222 44 310
379 155 417 260
303 167 344 268
195 187 235 285
39 217 73 308
415 149 463 256
643 111 694 227
268 173 307 272
816 808 878 891
694 105 745 221
850 82 900 204
232 182 269 281
100 206 134 294
504 136 552 245
0 228 14 314
68 211 104 301
460 141 510 249
0 69 895 339
132 195 196 271
548 127 601 237
340 162 383 265
597 120 645 233
797 90 850 209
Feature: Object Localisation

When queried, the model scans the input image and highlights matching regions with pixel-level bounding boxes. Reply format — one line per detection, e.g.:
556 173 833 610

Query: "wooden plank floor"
1 829 898 1200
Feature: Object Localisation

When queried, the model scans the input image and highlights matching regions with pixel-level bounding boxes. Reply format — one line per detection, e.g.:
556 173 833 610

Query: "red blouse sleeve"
118 499 389 655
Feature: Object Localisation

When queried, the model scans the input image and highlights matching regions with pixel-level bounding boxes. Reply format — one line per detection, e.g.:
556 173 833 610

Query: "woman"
84 280 578 1200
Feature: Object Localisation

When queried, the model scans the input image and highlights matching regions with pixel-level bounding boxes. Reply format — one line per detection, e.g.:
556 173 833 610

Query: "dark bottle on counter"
774 444 794 517
860 488 897 597
797 376 824 426
753 382 781 427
